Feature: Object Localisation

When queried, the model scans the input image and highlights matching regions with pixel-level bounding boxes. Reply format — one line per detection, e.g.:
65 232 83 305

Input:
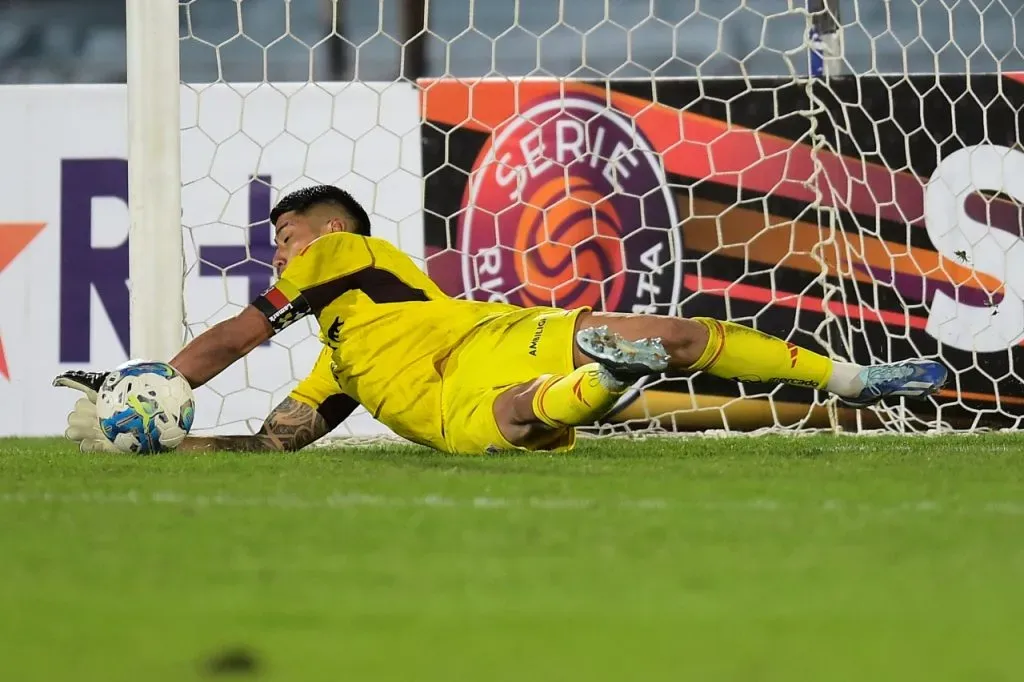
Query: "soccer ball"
96 361 195 454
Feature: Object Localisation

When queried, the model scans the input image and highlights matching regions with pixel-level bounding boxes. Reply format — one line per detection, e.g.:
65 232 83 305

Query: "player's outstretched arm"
170 305 273 388
54 373 358 454
176 395 355 453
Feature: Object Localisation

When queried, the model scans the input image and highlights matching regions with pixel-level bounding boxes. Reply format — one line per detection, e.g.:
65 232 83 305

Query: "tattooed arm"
178 394 359 453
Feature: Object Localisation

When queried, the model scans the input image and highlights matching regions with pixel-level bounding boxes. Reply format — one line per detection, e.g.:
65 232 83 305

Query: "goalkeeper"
55 185 948 455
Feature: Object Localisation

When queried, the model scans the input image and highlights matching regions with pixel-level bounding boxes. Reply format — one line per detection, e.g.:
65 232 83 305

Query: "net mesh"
176 0 1024 440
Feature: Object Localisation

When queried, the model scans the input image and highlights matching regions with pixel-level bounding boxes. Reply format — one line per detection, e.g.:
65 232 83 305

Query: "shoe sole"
576 325 669 379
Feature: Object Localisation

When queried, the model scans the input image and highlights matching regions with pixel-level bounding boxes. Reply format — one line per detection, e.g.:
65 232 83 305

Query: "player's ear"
324 217 346 234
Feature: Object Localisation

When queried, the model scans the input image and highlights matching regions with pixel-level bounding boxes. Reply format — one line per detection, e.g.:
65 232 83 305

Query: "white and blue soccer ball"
96 361 195 454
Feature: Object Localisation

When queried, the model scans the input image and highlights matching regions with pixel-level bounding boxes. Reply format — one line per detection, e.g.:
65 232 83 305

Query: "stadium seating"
1 0 1022 84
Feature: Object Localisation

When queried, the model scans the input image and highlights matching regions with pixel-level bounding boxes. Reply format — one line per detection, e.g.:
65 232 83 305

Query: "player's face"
272 210 325 275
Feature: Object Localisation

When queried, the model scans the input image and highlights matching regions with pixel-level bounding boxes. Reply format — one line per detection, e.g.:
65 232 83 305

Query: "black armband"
252 281 311 332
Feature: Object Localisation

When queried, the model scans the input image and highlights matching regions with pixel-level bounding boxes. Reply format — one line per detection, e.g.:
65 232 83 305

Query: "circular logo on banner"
459 95 682 315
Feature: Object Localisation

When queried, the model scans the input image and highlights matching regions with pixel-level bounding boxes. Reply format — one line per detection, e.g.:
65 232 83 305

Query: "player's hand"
64 397 119 453
52 370 118 453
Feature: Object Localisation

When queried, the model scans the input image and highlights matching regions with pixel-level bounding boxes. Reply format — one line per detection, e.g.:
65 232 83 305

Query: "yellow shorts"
439 306 587 455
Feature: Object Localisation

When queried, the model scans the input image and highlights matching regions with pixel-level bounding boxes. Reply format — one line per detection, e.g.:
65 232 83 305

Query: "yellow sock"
687 318 833 390
532 363 626 428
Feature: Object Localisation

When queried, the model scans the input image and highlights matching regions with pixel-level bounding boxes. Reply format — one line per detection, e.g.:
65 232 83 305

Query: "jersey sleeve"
289 345 359 429
250 233 373 333
251 232 445 332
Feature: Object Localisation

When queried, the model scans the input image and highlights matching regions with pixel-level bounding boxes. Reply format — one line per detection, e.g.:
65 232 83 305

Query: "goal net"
145 0 1024 440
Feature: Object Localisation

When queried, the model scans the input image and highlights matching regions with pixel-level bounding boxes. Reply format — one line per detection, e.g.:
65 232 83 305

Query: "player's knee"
492 379 554 447
496 378 546 427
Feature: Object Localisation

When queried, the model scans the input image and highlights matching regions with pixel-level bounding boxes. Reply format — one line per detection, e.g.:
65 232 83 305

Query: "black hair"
269 185 372 236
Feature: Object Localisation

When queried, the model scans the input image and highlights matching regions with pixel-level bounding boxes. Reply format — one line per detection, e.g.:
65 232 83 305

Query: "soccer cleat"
840 359 948 407
576 325 670 381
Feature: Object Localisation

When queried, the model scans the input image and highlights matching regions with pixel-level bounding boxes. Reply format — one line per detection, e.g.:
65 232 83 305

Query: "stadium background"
1 0 1023 436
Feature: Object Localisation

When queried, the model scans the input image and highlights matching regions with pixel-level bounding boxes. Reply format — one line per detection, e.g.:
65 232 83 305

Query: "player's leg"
491 363 630 449
440 306 620 453
571 311 947 405
489 308 947 450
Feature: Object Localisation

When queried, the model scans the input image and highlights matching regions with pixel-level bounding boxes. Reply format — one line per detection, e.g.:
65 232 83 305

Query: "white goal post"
124 0 1024 438
125 0 184 360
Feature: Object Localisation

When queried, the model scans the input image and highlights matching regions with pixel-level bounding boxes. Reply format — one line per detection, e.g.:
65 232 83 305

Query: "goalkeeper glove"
52 370 118 453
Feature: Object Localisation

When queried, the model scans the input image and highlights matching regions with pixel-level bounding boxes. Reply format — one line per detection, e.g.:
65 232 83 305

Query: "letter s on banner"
924 145 1024 352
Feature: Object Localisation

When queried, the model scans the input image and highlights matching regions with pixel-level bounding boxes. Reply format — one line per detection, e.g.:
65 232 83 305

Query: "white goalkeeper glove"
52 370 119 453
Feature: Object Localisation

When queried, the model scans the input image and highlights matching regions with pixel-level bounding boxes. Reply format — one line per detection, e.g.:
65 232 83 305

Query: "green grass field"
2 434 1024 682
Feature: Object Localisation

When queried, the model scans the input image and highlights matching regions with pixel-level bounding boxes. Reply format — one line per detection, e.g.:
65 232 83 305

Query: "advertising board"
0 83 421 436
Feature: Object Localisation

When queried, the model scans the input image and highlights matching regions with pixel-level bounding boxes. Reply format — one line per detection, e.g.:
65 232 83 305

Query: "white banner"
0 83 422 438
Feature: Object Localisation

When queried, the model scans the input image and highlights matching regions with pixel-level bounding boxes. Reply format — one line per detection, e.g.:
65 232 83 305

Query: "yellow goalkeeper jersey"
252 232 516 449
